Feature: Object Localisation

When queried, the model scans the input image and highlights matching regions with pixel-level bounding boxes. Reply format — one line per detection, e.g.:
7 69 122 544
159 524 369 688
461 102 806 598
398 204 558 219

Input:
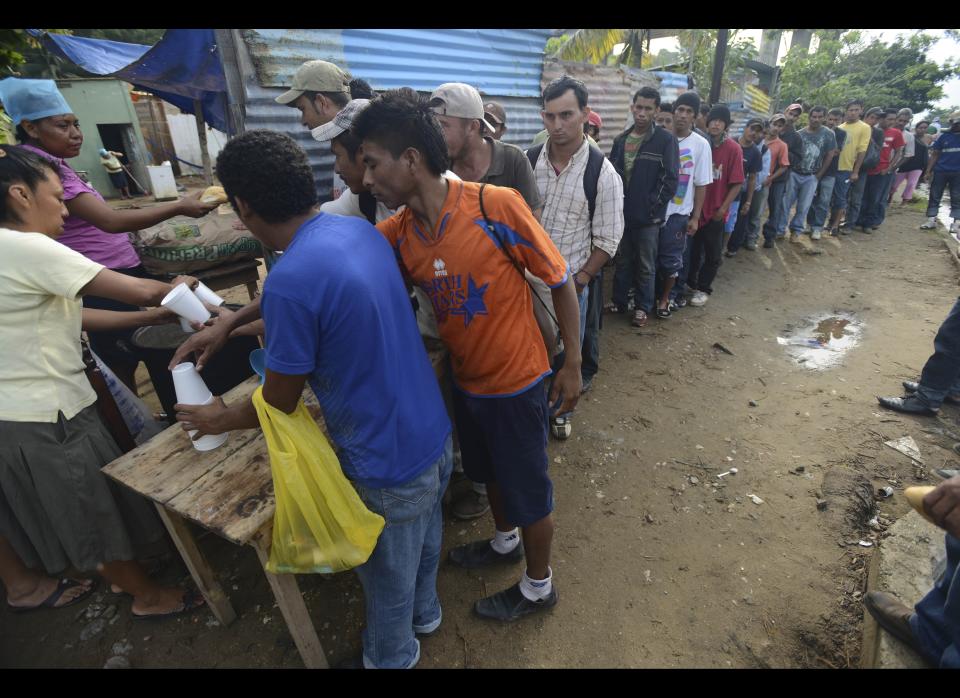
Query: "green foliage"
778 31 957 114
926 105 960 123
675 30 758 97
549 29 652 68
0 30 29 75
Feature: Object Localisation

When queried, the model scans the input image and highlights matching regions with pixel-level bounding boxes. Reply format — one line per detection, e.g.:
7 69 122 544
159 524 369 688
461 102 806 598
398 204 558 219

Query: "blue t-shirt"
932 131 960 173
261 212 451 489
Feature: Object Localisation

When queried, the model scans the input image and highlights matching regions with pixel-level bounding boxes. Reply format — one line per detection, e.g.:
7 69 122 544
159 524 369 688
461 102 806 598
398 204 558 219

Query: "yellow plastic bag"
252 386 384 574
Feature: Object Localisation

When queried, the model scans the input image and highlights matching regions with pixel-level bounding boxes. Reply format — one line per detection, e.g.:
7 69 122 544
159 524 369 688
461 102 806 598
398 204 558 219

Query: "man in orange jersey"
354 89 582 622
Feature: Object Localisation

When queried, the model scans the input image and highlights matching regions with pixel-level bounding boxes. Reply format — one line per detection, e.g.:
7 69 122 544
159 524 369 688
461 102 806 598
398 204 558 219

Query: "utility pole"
709 29 729 105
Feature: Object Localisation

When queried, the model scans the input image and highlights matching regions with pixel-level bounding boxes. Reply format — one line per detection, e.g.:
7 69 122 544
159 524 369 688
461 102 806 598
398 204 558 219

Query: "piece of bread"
201 185 228 204
904 486 936 523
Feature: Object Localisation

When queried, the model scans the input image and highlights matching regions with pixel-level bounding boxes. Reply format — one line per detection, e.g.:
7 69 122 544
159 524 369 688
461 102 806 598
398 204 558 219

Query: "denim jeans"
927 171 960 220
807 175 835 231
671 229 695 300
726 191 753 252
762 178 787 241
845 171 868 226
581 269 603 381
353 435 453 669
746 185 768 246
857 172 895 227
612 223 659 312
910 533 960 668
774 170 798 234
687 217 724 294
552 286 589 418
915 297 960 410
782 171 818 233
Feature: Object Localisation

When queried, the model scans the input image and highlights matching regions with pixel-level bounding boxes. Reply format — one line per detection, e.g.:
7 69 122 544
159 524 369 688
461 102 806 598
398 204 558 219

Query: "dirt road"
3 204 957 668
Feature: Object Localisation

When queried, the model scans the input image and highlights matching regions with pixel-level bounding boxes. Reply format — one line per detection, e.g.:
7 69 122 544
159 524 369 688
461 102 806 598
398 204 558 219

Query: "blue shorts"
832 171 851 210
451 380 552 527
658 213 688 277
723 199 741 234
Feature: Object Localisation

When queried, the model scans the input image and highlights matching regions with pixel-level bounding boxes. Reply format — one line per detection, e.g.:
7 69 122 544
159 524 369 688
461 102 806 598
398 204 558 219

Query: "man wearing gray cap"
483 101 508 141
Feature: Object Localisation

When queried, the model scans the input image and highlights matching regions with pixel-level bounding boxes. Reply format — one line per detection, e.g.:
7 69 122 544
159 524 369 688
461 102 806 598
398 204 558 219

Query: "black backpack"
861 128 882 172
526 142 605 227
358 190 378 225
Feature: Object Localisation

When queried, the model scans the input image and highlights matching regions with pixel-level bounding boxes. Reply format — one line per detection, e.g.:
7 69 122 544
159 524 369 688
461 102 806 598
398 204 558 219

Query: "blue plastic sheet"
26 29 229 133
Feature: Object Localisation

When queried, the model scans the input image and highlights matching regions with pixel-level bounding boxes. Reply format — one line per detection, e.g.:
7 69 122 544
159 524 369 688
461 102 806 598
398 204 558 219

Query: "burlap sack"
130 210 262 274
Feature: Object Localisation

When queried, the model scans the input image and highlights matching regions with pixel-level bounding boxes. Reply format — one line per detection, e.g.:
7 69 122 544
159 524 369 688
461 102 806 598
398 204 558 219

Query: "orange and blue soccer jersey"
378 180 568 397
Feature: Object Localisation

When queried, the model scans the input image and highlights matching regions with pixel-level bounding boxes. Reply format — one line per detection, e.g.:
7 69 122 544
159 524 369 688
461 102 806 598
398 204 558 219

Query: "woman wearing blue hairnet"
0 78 217 401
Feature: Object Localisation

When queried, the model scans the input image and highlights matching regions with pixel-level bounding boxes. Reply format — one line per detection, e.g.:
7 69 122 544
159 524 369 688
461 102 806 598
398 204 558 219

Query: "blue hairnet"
0 78 73 126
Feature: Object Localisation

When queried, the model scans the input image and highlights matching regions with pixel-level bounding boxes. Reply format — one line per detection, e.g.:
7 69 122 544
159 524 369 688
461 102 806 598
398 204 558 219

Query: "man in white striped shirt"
530 75 624 439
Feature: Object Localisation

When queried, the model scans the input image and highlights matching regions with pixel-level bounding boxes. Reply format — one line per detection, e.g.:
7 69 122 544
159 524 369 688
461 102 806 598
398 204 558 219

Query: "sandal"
631 309 648 328
132 588 206 620
8 577 96 613
655 305 671 319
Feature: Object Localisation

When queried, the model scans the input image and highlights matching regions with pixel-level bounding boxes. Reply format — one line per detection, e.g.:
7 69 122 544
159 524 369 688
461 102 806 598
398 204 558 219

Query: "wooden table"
103 343 447 669
163 259 263 301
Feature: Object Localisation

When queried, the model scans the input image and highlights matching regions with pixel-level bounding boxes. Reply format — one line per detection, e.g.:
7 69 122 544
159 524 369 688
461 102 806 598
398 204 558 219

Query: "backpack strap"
358 190 378 225
527 141 604 230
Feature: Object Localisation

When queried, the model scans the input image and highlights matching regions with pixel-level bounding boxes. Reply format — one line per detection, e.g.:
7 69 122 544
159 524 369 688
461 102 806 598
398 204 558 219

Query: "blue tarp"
26 29 229 133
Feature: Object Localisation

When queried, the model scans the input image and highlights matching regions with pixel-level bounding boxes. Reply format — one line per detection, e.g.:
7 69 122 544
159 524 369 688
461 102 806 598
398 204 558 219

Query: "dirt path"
3 204 957 668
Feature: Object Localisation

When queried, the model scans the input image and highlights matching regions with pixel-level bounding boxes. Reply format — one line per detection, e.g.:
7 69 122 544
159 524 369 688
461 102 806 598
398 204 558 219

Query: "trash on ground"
713 342 735 356
717 468 738 479
883 435 923 463
816 498 828 511
877 486 894 499
747 494 764 505
858 540 874 548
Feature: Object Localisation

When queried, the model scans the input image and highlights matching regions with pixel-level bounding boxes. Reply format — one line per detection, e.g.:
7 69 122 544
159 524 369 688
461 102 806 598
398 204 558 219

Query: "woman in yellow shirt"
0 145 204 618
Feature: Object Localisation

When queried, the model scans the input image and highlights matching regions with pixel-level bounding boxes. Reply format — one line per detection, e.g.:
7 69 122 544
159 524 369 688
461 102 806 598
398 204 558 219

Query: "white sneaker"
811 229 822 240
690 290 709 306
920 217 937 230
951 220 960 235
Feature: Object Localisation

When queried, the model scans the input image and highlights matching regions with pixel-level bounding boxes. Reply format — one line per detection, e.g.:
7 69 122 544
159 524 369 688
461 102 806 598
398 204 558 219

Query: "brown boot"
863 591 924 655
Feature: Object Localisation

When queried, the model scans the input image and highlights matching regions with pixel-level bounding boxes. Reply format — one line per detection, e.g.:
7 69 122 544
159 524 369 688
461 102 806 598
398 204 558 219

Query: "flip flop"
132 588 206 620
7 577 96 613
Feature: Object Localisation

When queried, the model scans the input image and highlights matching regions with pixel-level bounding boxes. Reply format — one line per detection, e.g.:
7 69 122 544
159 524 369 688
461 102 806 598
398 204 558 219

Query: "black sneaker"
474 582 558 622
448 539 524 569
901 380 960 404
724 249 738 258
876 395 938 416
763 238 775 248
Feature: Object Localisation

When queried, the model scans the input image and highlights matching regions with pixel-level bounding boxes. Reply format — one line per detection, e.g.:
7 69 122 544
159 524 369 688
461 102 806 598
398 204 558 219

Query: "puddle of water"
777 313 862 370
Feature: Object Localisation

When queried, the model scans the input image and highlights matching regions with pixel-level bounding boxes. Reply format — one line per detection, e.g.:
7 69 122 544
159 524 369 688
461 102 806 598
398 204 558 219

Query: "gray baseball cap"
310 99 371 142
275 60 350 105
429 83 495 133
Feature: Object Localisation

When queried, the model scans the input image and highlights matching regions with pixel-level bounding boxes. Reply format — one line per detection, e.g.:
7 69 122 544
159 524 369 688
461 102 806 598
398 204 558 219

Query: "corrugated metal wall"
236 29 554 200
541 59 659 154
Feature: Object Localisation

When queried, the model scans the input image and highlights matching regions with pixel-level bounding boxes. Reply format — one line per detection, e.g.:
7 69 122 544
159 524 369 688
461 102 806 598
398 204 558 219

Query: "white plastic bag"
91 351 166 445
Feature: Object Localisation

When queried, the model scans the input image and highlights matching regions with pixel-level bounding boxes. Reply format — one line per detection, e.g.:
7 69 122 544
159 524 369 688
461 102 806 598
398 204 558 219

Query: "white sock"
490 528 520 554
519 567 553 601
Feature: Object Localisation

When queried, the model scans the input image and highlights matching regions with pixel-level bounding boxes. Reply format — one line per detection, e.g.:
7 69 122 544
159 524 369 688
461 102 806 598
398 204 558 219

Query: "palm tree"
549 29 649 68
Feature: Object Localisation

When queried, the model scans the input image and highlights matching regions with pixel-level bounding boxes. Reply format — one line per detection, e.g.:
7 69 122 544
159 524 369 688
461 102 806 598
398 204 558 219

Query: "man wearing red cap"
585 111 602 142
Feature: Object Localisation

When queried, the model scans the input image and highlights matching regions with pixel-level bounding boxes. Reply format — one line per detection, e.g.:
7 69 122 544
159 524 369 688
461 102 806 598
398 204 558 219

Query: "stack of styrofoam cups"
193 281 226 308
162 282 212 333
171 362 229 451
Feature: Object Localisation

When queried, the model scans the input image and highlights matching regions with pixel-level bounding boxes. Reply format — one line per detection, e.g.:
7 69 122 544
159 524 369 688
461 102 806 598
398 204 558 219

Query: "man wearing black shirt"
770 103 804 237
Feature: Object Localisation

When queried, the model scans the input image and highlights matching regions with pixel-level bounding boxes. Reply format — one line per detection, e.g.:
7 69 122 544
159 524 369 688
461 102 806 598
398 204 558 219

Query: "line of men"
168 59 952 668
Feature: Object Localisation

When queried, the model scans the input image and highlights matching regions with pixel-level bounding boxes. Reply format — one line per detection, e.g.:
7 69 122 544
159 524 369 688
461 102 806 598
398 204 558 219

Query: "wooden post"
251 530 329 668
194 99 214 185
709 29 729 106
154 505 237 626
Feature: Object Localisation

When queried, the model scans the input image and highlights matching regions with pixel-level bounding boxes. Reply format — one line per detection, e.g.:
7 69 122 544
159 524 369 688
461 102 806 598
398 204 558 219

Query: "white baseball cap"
429 83 495 133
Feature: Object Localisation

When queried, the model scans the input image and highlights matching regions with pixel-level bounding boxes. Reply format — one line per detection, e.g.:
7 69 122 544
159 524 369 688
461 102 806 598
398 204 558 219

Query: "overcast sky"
650 29 958 117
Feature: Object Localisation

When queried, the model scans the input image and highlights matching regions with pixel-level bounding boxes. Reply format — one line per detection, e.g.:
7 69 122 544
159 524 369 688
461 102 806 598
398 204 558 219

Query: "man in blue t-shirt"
922 111 960 235
173 130 452 670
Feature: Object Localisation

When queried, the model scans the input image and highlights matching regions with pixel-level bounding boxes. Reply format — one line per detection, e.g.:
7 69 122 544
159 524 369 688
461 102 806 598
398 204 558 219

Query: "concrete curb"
861 511 946 668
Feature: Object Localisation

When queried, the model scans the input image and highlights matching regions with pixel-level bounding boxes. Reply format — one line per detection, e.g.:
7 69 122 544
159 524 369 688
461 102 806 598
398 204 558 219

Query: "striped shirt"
533 137 624 274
